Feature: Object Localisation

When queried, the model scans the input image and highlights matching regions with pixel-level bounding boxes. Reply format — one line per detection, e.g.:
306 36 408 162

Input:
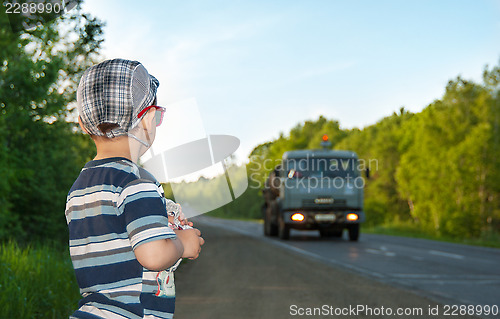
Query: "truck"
262 136 366 241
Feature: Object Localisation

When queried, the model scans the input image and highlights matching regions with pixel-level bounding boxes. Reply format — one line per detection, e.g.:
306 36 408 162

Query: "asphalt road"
174 216 499 319
201 217 500 307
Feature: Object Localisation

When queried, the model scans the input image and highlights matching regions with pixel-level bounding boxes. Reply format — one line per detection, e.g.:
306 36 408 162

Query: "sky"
81 0 500 162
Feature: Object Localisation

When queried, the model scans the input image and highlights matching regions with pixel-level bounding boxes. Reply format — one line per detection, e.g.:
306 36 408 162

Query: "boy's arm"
134 228 204 271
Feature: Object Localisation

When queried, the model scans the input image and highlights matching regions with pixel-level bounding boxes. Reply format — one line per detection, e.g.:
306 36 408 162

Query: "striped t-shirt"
65 157 177 319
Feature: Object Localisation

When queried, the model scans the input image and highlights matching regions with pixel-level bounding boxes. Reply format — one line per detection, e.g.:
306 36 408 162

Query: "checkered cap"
77 58 160 137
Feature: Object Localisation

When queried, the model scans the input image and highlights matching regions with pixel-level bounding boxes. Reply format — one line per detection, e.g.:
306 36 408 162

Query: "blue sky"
81 0 500 161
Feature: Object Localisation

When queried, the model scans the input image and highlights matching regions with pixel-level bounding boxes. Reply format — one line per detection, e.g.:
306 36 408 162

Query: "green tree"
0 2 104 243
249 116 347 189
183 62 500 242
396 65 500 237
336 108 414 226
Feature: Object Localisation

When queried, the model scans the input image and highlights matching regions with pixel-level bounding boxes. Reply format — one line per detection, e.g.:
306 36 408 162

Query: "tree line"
1 0 498 244
240 64 499 239
0 2 104 244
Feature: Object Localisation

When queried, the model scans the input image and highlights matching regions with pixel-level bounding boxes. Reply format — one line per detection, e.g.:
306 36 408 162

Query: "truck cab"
263 146 365 241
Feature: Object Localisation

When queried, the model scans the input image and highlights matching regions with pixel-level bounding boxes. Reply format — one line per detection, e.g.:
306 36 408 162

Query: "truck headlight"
291 213 305 222
346 213 358 221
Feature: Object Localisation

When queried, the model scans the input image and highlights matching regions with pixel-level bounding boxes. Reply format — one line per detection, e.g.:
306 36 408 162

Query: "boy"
65 58 204 319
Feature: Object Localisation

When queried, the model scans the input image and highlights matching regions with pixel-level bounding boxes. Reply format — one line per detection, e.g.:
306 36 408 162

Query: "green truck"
262 139 366 241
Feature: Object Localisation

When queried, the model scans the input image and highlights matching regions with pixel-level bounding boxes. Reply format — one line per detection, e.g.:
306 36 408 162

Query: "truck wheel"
269 220 278 236
264 215 270 236
263 205 278 237
264 214 278 237
278 217 290 240
263 205 270 236
348 224 360 241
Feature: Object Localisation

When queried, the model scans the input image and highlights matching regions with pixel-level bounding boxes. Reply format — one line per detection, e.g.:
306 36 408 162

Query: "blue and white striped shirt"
65 157 176 319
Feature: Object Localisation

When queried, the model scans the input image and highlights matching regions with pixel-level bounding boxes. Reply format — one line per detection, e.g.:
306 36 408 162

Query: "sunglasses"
137 105 166 127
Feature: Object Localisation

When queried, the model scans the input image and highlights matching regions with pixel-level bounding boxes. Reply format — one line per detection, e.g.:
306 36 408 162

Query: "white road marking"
393 274 442 279
366 248 396 257
392 274 500 285
429 250 464 260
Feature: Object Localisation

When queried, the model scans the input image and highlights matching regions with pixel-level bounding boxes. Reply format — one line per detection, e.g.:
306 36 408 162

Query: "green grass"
205 212 262 223
0 241 80 319
364 222 500 248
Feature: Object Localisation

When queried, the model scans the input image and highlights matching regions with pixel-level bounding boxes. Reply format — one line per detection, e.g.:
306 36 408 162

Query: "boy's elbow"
141 259 166 272
136 253 165 271
133 239 182 271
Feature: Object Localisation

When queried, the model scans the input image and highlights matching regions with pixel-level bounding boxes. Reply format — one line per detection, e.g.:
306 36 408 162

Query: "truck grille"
302 198 346 208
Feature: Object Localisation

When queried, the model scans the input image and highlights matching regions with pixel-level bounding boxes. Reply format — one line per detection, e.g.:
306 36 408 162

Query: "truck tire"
348 224 360 241
263 205 269 236
278 216 290 240
264 212 278 237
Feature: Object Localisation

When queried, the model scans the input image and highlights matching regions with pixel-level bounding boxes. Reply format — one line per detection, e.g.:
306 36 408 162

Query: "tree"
396 65 500 237
248 116 348 189
0 1 104 243
336 108 414 226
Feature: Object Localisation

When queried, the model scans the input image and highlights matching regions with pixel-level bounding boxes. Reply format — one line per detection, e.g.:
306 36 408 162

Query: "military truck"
262 137 366 241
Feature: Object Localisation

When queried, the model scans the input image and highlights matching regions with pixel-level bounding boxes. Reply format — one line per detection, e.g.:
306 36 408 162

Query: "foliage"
204 170 262 220
0 2 103 243
396 68 500 237
164 163 263 220
236 63 500 241
248 116 347 189
0 241 80 318
337 108 414 226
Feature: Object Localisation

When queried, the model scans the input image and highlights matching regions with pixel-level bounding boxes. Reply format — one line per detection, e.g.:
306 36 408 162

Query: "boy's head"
77 58 159 138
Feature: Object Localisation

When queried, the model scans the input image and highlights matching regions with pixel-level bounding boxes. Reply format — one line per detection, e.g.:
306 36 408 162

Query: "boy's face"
149 109 157 145
136 107 158 157
150 97 158 141
148 97 159 143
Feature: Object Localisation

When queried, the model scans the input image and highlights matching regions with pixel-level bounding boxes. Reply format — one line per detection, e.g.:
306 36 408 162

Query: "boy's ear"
78 116 90 135
142 108 156 130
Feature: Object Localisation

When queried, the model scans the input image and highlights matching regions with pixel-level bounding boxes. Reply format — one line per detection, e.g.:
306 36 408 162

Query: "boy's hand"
166 201 194 228
174 228 204 260
167 214 174 224
178 211 194 227
167 211 193 228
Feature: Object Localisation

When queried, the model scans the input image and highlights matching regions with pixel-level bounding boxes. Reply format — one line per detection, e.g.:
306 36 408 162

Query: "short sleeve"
118 179 176 250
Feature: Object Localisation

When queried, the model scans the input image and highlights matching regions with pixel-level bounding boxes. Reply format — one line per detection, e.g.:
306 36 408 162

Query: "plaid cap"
77 58 160 137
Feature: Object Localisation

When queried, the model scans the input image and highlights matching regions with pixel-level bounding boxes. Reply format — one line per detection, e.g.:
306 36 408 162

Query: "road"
174 216 499 319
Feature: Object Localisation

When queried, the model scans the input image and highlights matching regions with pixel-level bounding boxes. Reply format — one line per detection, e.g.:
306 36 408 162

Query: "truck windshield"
286 157 357 179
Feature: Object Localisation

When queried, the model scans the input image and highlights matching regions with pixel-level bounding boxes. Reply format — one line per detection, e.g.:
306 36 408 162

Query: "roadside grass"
363 222 500 249
0 241 80 319
205 211 262 224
